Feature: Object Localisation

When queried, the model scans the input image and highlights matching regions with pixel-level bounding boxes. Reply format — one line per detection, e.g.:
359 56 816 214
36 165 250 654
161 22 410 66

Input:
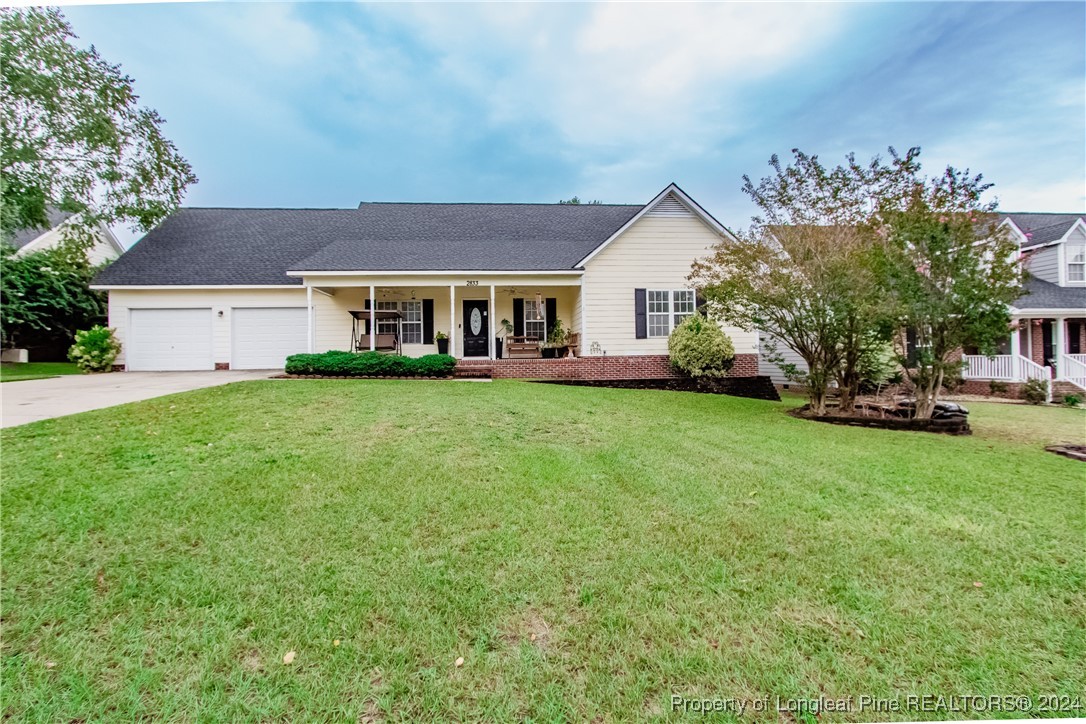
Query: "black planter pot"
541 347 557 359
495 338 503 359
436 338 449 355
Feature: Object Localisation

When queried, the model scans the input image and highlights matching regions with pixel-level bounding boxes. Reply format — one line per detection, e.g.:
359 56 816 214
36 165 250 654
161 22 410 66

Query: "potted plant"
496 318 513 359
435 331 449 355
542 318 567 359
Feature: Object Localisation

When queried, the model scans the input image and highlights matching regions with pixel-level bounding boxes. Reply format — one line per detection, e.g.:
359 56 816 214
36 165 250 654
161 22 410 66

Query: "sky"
60 1 1086 245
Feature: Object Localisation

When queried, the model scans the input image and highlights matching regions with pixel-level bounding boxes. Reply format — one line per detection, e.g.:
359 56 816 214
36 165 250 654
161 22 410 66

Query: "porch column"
1054 317 1066 379
306 285 314 353
1009 322 1020 380
579 278 587 354
448 285 456 358
369 285 376 352
489 284 496 360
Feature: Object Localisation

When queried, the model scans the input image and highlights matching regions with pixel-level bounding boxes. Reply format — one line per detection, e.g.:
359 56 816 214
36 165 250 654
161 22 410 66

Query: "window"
374 300 423 344
647 289 696 337
524 299 546 340
1069 245 1086 282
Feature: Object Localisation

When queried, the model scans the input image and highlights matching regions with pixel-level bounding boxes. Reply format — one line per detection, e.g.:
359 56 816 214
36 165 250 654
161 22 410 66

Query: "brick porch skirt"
456 353 759 380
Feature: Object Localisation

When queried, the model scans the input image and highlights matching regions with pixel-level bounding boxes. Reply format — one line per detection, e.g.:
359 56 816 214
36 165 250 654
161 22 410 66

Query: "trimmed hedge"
285 351 457 377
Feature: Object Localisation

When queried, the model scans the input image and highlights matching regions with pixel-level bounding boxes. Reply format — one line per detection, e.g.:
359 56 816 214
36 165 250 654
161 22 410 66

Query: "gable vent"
647 193 692 217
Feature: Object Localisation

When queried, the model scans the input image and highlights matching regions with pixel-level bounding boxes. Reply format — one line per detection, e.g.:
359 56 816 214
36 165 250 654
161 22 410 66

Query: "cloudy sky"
64 1 1085 241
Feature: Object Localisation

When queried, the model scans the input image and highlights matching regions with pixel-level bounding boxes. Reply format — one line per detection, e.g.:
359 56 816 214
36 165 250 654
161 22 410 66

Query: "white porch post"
489 284 496 360
1054 317 1066 379
1007 321 1016 379
369 285 376 352
449 285 456 358
306 285 314 353
579 277 587 354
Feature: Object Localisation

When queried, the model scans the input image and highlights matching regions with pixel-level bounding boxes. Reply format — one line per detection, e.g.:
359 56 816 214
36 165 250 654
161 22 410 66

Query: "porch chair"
565 332 580 358
505 335 542 359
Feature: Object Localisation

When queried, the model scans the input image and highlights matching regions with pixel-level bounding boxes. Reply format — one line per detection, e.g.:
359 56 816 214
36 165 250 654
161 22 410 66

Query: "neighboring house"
8 207 125 266
758 212 1086 395
92 184 761 377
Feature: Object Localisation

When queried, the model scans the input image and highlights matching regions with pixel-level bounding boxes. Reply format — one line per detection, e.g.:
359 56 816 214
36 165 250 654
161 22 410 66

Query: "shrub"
668 313 735 378
284 351 456 378
988 380 1008 395
1021 378 1048 405
67 325 121 372
1061 394 1081 408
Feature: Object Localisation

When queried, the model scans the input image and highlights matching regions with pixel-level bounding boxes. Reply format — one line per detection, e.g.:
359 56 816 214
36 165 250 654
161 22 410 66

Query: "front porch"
302 273 584 361
962 315 1086 395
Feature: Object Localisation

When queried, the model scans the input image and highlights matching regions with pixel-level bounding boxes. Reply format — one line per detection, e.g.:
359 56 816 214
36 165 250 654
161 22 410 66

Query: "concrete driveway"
1 371 273 428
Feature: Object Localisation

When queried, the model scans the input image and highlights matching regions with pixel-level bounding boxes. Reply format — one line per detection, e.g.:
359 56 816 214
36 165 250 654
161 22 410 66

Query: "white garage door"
128 309 214 371
232 307 308 369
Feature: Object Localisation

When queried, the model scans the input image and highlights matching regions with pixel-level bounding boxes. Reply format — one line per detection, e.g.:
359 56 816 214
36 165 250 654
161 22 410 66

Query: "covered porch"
297 272 585 360
962 314 1086 392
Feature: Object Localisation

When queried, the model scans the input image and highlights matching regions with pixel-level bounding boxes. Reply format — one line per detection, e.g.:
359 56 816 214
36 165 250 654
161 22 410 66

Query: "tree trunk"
913 368 944 419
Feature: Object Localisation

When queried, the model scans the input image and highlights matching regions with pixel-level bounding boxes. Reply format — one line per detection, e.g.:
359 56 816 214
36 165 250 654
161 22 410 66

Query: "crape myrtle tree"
1 7 196 249
874 166 1021 419
691 149 914 414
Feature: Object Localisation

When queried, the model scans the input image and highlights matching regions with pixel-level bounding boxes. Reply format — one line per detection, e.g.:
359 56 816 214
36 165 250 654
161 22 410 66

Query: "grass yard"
0 361 81 383
2 381 1083 721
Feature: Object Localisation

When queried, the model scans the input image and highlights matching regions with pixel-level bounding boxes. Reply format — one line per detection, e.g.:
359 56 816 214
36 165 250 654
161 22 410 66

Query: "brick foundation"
215 362 230 370
455 353 759 380
958 380 1028 399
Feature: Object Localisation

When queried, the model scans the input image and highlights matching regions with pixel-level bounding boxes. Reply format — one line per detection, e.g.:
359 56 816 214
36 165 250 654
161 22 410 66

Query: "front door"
462 300 489 357
1042 320 1054 367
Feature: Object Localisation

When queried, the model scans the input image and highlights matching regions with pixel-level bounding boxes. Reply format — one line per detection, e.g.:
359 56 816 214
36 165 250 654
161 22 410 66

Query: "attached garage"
127 308 214 371
231 307 308 369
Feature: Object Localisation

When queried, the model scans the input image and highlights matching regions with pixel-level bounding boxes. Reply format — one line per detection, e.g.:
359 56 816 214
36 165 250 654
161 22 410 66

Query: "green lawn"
0 361 80 382
2 381 1083 721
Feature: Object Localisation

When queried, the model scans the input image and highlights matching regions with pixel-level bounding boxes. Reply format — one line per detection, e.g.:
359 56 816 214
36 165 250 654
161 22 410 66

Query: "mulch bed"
1045 445 1086 462
789 404 972 435
534 376 781 402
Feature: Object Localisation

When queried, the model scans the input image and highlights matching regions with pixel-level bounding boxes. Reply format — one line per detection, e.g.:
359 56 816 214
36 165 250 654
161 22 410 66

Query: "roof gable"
1002 212 1085 248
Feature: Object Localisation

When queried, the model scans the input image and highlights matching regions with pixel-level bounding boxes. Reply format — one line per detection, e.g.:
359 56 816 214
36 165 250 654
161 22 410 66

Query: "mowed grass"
0 361 80 383
1 381 1083 721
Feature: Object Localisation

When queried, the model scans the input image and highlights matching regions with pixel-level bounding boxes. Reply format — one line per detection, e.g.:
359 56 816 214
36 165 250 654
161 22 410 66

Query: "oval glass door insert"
470 308 483 335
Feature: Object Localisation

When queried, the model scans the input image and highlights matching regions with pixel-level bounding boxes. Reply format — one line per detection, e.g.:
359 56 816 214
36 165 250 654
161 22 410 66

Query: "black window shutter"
513 298 524 336
363 298 372 335
634 289 647 339
905 327 918 366
422 299 434 344
696 291 706 313
545 298 557 339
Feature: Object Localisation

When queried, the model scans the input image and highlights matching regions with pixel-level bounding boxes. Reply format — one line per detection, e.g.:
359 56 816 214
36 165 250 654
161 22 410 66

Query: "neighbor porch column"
306 285 314 353
369 285 376 352
1009 321 1020 379
1054 317 1066 379
448 285 456 358
489 284 496 360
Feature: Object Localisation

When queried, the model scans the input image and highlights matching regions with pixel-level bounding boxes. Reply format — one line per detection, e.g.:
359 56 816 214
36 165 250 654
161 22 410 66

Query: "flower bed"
284 351 456 378
534 376 780 401
789 403 971 435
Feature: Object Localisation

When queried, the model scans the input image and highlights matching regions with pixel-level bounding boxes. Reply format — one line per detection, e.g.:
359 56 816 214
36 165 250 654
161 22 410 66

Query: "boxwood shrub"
284 351 457 378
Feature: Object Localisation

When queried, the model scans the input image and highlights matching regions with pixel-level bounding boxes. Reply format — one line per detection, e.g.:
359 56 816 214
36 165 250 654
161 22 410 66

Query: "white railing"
1059 354 1086 391
962 355 1016 380
962 354 1052 382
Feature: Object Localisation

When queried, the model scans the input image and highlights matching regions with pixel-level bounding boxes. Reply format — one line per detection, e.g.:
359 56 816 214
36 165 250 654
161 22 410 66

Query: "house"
7 207 125 266
91 184 761 378
758 212 1086 396
959 213 1086 396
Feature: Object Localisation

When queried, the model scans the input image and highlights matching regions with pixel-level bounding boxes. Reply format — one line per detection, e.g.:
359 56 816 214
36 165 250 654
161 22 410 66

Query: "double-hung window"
374 300 423 344
1068 245 1086 283
524 299 546 340
647 289 696 337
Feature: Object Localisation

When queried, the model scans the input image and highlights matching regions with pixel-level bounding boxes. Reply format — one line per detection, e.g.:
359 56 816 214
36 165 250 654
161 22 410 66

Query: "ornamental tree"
1 7 196 248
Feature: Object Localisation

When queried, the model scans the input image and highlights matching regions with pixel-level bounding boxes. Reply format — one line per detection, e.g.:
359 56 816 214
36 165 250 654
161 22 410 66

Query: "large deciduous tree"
1 7 196 247
874 168 1021 419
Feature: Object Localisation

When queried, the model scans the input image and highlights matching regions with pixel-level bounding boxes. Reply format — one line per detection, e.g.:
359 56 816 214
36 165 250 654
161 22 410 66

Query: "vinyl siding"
580 213 757 356
108 288 306 367
1027 246 1060 284
758 332 809 384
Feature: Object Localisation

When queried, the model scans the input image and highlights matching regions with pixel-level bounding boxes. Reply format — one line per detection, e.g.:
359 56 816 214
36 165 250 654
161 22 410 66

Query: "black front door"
462 300 489 357
1042 320 1054 366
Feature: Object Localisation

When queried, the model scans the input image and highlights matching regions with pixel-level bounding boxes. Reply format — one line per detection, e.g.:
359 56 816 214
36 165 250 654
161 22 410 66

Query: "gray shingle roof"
94 203 643 285
1014 276 1086 311
1002 212 1084 248
6 207 75 249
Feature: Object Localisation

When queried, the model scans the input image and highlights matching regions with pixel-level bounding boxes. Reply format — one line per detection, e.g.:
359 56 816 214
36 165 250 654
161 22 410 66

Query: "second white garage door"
128 308 214 371
232 307 308 369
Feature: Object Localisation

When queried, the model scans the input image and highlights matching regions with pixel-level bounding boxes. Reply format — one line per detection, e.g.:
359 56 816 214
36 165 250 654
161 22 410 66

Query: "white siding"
1026 246 1060 284
108 288 307 367
580 214 757 356
758 332 809 384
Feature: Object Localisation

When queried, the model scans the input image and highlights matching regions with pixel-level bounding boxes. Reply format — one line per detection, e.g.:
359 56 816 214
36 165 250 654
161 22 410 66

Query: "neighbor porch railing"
962 354 1051 382
1059 354 1086 391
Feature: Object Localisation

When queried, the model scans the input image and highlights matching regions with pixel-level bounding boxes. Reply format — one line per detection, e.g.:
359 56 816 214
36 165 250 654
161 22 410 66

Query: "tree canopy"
1 7 196 247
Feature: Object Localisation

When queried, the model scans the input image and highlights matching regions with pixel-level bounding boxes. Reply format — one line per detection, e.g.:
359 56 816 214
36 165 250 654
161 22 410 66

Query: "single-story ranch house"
93 184 759 378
